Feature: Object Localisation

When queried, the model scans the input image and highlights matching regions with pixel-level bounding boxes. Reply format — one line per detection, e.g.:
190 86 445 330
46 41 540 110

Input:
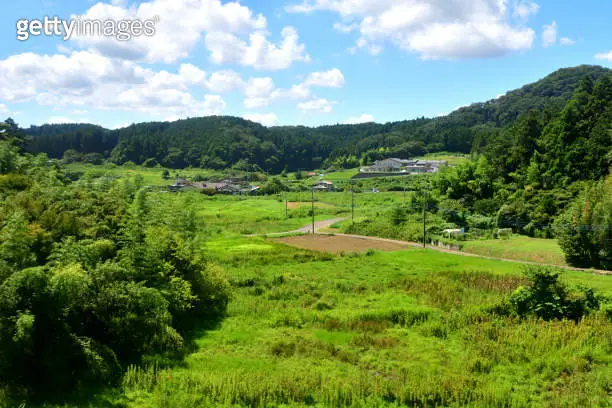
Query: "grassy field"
47 191 606 408
461 236 568 266
154 192 349 235
65 163 239 186
108 231 611 407
24 171 609 407
418 152 469 166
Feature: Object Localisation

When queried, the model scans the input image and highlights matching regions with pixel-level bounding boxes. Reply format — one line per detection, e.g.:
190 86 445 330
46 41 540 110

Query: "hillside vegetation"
24 65 611 173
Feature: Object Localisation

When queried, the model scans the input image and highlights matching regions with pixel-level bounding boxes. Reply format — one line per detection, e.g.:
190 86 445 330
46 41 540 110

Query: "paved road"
259 219 612 276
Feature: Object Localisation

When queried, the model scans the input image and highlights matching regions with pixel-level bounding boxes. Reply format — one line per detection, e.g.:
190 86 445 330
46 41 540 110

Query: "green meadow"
56 189 609 408
109 234 611 407
461 236 568 267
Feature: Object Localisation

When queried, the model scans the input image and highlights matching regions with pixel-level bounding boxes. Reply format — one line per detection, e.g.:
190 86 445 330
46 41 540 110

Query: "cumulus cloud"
560 37 576 46
205 70 244 93
205 27 311 70
47 116 89 124
244 113 280 126
344 113 375 124
595 51 612 61
303 68 345 87
542 21 557 48
0 51 227 119
287 0 537 59
242 68 345 109
512 0 540 21
298 98 336 113
71 0 267 64
0 104 9 116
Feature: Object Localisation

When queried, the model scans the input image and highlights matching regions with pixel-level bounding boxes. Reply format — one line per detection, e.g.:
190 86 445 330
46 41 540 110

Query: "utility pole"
351 187 355 222
422 187 427 248
311 187 315 235
285 190 288 218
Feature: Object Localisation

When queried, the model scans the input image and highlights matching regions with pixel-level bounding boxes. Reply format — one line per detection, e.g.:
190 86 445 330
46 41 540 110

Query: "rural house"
360 158 447 174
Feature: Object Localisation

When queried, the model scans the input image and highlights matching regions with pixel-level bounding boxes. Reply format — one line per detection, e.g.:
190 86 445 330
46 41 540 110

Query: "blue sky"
1 0 611 129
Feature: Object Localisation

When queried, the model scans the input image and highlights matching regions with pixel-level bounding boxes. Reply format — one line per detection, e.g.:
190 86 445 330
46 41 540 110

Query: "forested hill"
23 65 612 172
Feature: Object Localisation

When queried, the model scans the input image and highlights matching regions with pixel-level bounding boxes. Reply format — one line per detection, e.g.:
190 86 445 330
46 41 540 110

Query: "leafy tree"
555 174 612 268
506 266 601 321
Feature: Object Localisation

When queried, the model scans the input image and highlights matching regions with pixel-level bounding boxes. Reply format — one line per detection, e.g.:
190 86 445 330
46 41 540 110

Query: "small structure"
169 178 192 191
313 180 335 192
360 158 448 174
443 228 464 238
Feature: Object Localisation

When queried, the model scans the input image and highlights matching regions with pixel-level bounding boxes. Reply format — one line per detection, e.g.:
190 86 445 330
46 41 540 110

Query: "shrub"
505 266 601 321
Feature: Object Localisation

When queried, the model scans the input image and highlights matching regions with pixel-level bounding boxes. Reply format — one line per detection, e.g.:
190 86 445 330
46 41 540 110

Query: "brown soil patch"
275 234 412 253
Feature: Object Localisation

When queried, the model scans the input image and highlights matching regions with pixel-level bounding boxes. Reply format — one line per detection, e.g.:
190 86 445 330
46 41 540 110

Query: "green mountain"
22 65 611 173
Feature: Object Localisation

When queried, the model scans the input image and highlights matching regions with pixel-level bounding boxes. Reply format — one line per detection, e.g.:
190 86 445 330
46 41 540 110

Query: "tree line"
23 65 611 174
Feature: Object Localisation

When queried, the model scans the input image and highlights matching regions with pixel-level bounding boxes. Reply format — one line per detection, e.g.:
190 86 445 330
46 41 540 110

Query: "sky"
1 0 611 129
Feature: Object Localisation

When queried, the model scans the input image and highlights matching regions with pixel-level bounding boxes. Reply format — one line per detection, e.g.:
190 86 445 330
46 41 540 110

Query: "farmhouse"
360 158 447 174
313 180 335 192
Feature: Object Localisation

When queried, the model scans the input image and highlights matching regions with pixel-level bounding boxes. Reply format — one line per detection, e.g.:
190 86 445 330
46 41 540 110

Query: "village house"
360 158 447 174
312 180 335 192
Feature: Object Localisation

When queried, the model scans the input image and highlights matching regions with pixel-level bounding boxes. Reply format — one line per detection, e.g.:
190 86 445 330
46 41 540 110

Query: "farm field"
105 226 611 407
275 234 413 253
461 236 568 267
4 182 611 408
65 162 241 186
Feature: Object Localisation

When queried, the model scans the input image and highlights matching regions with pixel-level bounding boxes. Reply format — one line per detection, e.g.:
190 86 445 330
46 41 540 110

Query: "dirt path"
261 217 348 236
265 220 612 276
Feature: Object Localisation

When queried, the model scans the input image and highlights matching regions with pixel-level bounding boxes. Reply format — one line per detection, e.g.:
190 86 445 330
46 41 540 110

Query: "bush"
505 266 601 321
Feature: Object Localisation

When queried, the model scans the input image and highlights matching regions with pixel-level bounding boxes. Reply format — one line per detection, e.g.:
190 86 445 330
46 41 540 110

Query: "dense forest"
0 123 229 397
24 65 611 173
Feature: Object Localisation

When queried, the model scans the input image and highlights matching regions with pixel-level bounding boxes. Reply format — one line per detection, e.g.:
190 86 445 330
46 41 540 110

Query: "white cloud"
71 109 89 115
244 113 280 126
205 70 244 93
560 37 576 46
72 0 267 64
205 26 310 70
0 51 227 119
595 50 612 61
110 122 131 130
512 0 540 21
0 51 147 103
242 69 345 109
344 113 374 124
542 21 557 48
179 64 207 86
304 68 345 87
287 0 537 59
298 98 336 113
47 116 89 124
334 22 359 33
0 104 8 116
244 77 275 98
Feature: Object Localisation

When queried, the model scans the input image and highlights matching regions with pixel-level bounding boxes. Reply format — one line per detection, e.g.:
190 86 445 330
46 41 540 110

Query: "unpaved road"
262 217 348 236
264 219 612 276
